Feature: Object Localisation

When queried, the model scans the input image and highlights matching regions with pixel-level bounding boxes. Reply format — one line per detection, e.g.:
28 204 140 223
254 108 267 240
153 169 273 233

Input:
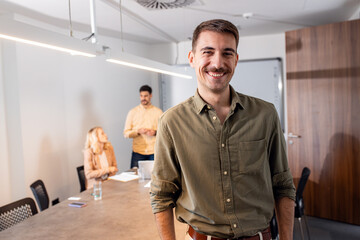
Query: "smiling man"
150 19 296 240
124 85 163 169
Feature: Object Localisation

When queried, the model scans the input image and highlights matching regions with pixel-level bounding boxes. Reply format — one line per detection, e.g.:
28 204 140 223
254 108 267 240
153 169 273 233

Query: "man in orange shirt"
124 85 163 168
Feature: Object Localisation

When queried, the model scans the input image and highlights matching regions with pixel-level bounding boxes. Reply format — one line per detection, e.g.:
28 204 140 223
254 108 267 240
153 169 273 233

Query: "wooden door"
286 19 360 225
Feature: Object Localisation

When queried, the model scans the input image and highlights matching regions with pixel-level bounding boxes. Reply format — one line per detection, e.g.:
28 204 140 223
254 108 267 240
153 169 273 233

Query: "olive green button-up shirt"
150 86 295 239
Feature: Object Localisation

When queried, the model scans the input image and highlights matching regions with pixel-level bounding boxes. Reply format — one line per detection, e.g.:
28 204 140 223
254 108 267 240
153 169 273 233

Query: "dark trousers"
130 151 154 168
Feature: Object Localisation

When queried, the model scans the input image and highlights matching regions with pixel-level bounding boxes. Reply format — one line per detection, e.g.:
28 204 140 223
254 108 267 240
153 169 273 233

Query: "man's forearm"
275 197 295 240
154 208 176 240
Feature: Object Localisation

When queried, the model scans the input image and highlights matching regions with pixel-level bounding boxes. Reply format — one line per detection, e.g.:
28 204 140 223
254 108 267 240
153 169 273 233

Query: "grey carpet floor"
293 216 360 240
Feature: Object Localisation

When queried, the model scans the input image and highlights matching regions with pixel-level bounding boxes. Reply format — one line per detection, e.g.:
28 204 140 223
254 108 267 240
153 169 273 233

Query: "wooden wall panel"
286 19 360 225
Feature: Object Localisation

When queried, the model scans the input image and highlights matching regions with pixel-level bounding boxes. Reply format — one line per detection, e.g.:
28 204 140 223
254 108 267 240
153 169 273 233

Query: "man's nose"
211 52 224 69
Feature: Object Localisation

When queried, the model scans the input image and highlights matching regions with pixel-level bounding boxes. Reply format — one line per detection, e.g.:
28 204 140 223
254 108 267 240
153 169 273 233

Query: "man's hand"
137 128 156 136
146 129 156 136
137 128 148 135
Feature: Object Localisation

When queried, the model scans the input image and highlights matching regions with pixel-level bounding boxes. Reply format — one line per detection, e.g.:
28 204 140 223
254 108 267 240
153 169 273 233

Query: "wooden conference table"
0 178 187 239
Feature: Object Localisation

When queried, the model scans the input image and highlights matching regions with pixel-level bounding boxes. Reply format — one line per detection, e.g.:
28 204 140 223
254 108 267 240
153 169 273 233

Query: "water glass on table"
93 181 102 200
138 161 154 181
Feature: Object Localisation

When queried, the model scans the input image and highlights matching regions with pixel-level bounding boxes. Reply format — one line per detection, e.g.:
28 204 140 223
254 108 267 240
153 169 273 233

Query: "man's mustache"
205 67 228 73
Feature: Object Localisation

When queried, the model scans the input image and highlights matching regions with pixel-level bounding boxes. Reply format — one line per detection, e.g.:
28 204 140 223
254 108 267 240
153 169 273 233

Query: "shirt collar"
139 103 153 109
193 85 245 114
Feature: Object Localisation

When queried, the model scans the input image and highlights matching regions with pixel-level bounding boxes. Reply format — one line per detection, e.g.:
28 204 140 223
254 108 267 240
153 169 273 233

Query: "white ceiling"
1 0 360 44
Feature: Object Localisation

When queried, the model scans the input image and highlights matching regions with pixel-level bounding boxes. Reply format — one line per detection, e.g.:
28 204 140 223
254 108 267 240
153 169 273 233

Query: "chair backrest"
295 167 311 218
270 210 278 239
30 179 49 211
77 165 86 192
296 167 311 199
0 197 38 231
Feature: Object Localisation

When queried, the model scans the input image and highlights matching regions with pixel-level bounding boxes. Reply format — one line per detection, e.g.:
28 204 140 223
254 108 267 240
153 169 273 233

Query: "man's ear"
188 51 195 67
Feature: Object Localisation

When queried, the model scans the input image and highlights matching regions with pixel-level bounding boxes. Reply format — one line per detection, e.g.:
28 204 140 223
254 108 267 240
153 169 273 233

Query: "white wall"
149 42 178 65
0 36 161 206
0 41 14 205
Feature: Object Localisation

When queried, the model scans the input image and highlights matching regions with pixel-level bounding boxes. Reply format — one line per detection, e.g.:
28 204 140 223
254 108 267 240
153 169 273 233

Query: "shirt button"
224 171 228 175
226 198 231 203
212 116 217 120
207 105 211 109
233 224 237 228
221 143 225 147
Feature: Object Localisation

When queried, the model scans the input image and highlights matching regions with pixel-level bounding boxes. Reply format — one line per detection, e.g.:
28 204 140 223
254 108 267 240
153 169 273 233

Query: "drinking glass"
93 181 102 200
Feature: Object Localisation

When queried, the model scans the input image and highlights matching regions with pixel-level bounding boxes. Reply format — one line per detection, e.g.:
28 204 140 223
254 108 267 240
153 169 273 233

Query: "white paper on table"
67 197 81 201
109 172 140 182
144 181 151 188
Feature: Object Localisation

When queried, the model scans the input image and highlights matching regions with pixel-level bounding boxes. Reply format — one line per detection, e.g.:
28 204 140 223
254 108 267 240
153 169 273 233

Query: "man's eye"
203 51 212 54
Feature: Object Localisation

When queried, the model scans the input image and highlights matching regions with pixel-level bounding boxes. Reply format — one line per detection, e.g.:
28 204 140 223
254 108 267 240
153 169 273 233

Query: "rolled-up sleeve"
268 110 296 201
123 110 139 138
150 116 181 214
272 170 295 200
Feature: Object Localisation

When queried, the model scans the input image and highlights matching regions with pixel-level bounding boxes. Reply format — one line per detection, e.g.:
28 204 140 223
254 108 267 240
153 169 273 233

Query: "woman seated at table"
84 126 118 189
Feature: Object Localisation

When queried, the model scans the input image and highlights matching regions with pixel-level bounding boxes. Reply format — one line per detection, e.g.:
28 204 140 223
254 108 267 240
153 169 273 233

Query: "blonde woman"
84 127 118 189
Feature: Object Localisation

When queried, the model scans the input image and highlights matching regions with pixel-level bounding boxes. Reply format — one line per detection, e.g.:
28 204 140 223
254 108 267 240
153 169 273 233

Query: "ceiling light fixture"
0 9 191 78
135 0 195 10
106 52 192 79
0 18 97 57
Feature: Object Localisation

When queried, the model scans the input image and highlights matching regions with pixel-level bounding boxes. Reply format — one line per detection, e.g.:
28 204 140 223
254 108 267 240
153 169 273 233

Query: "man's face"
188 31 238 94
140 91 152 106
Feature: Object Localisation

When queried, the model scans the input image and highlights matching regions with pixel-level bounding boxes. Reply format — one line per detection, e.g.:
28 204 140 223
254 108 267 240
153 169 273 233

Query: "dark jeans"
130 151 154 168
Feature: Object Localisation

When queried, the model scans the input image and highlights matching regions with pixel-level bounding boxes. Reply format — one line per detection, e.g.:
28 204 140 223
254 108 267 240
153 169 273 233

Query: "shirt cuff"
150 178 180 214
272 169 296 201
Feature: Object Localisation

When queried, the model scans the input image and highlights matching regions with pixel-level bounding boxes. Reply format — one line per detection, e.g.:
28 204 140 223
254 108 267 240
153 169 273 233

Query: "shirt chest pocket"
230 139 267 177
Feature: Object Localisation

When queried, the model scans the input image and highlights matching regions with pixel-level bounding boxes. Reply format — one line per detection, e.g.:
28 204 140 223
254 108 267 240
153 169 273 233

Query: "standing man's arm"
151 112 179 240
154 208 176 240
146 108 162 137
275 197 295 240
269 110 296 240
123 110 139 138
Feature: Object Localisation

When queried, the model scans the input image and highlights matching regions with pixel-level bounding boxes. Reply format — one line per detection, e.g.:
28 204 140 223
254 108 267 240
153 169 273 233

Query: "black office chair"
76 165 86 192
270 210 279 240
30 179 59 211
295 167 311 240
0 197 38 231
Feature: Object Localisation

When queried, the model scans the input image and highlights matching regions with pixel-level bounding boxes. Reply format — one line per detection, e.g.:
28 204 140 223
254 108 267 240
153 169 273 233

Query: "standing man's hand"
137 128 148 135
137 128 156 136
146 129 156 136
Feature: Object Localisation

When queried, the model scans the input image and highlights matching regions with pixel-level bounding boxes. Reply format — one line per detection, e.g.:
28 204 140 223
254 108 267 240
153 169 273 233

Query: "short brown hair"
139 85 152 94
192 19 239 51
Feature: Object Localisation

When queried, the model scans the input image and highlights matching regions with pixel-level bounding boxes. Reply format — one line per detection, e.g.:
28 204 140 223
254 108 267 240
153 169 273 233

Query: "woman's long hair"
84 127 111 154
